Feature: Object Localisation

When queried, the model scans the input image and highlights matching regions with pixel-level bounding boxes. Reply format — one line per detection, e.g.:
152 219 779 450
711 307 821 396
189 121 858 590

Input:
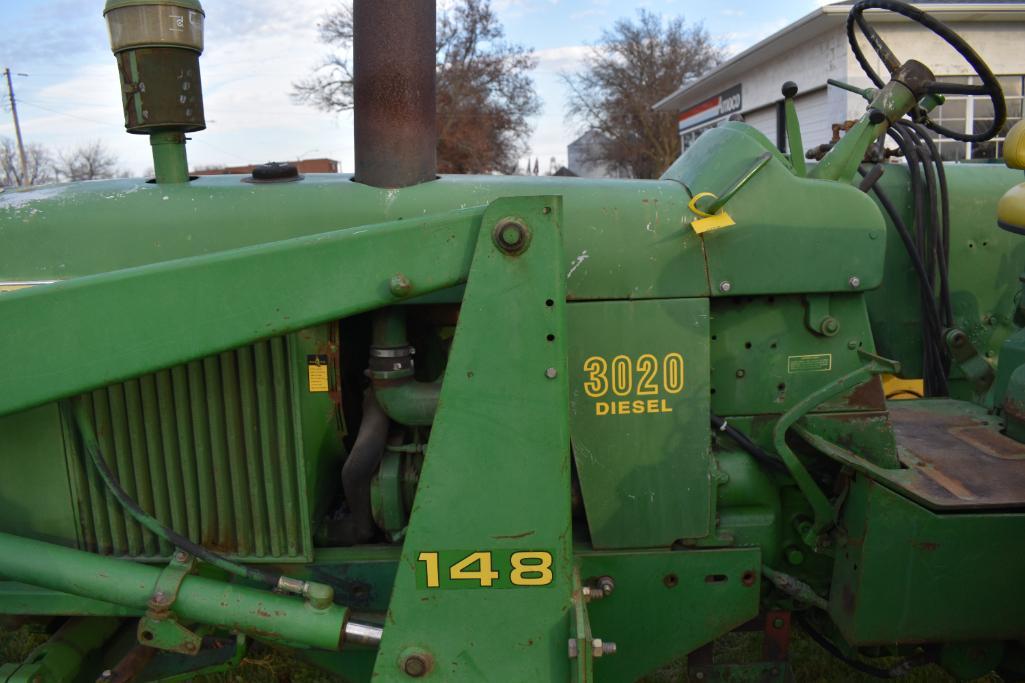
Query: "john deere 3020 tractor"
2 0 1025 680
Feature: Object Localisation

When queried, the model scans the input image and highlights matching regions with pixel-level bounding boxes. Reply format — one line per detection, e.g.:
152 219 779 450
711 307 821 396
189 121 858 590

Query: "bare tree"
56 141 123 182
293 0 540 174
0 137 54 187
565 11 725 179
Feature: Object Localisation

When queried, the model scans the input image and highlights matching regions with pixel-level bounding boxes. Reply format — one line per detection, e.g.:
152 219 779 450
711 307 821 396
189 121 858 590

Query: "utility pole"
3 68 29 187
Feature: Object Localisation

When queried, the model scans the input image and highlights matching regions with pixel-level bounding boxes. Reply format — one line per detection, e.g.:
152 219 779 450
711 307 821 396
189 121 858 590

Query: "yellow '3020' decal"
582 353 684 416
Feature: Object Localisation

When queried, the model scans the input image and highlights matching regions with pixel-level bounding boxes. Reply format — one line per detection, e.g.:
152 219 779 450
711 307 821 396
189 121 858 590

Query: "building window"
928 75 1023 161
681 118 727 151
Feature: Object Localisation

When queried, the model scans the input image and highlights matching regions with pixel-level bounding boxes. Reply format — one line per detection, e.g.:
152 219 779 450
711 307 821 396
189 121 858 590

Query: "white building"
653 1 1025 161
566 130 629 178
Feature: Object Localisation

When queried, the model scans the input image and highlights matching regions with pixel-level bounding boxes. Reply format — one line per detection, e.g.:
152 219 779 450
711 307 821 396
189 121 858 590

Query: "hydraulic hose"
340 390 391 543
710 414 787 474
69 399 313 595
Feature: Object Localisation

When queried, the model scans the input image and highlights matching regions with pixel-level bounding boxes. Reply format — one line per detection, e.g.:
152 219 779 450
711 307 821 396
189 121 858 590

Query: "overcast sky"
0 0 827 176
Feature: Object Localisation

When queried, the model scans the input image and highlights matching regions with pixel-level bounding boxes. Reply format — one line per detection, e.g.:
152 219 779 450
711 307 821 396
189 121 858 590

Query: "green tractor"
2 0 1025 680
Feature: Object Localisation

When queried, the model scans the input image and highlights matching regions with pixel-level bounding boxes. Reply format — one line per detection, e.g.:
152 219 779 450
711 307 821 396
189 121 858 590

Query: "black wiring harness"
859 120 953 396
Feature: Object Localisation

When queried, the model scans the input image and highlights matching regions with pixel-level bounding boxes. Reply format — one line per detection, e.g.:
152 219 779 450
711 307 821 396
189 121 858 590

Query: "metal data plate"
568 298 711 548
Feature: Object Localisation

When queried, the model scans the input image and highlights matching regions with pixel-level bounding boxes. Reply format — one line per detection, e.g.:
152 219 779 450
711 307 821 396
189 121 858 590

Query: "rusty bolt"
151 591 170 606
597 575 615 596
174 550 189 563
402 654 430 678
390 273 413 297
493 219 530 255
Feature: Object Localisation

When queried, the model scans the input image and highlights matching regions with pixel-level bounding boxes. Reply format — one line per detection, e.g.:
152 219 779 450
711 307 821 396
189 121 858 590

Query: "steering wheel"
847 0 1006 142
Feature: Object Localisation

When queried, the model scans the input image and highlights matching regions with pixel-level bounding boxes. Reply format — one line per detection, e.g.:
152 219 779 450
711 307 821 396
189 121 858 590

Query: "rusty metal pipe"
353 0 437 188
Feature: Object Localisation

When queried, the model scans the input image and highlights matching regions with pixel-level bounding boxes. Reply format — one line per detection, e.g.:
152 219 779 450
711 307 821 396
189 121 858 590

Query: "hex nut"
493 219 531 255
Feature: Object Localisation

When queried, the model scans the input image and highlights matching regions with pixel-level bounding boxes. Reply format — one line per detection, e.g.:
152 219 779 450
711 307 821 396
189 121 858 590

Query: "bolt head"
735 369 745 378
402 654 429 677
390 273 413 297
545 367 558 379
174 551 189 563
719 281 732 293
773 617 786 629
493 219 530 254
848 276 861 289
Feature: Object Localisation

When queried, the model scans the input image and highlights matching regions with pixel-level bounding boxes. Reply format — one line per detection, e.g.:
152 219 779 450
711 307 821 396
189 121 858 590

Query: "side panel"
581 548 761 683
0 404 79 545
830 476 1025 644
568 298 712 548
865 163 1025 384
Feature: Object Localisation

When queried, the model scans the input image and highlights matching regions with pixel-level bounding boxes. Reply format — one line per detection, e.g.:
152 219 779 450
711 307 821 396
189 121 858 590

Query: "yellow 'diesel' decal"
688 192 736 234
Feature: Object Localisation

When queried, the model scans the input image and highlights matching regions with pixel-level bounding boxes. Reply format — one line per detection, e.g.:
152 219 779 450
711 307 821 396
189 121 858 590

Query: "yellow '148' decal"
416 550 554 589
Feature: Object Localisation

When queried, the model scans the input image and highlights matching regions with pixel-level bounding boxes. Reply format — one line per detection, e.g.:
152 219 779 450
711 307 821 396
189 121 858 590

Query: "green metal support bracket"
804 294 839 337
0 205 486 417
945 328 995 399
138 551 202 655
569 567 595 683
772 350 900 548
372 196 573 681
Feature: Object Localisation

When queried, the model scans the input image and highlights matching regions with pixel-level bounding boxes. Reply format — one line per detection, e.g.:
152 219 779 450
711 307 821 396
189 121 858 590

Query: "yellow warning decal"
307 354 329 393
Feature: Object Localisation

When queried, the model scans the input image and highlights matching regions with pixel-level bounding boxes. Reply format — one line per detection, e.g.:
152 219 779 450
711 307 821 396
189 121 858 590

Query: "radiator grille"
65 336 310 561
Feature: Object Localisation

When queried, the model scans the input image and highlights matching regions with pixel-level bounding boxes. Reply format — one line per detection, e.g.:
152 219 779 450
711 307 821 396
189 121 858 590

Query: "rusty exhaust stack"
353 0 437 188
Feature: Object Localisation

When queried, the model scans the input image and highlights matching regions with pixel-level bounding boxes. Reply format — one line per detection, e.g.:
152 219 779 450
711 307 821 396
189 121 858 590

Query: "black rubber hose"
894 122 955 388
69 399 282 589
886 125 951 392
710 414 788 474
907 121 953 326
796 613 925 679
887 127 942 390
340 390 391 544
858 165 949 395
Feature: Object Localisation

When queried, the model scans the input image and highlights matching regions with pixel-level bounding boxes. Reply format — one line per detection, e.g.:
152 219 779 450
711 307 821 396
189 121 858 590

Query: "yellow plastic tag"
688 192 736 234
